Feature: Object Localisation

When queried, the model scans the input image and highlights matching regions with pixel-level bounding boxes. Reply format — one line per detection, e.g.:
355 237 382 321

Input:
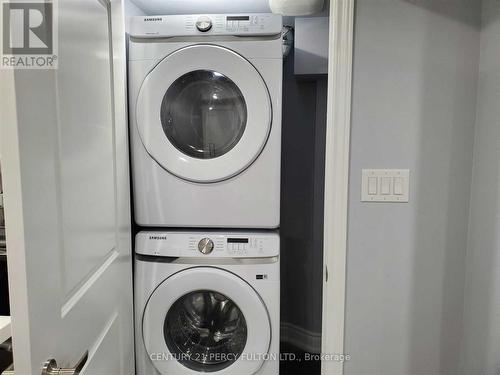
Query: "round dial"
196 16 212 32
198 238 214 254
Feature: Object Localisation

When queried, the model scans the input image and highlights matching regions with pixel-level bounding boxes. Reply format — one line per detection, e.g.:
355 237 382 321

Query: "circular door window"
161 70 247 160
164 290 247 372
142 267 271 374
136 45 272 183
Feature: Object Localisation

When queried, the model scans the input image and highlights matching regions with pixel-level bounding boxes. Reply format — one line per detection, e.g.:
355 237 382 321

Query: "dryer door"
136 45 272 183
142 267 272 374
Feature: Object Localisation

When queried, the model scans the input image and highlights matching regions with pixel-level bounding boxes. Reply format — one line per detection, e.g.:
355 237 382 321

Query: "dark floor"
280 342 321 375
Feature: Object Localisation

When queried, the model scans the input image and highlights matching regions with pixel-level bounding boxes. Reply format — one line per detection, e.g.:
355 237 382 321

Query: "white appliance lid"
129 13 282 38
128 0 271 16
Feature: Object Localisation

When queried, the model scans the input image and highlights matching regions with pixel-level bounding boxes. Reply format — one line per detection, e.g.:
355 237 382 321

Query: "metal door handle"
2 351 89 375
1 364 13 375
42 351 88 375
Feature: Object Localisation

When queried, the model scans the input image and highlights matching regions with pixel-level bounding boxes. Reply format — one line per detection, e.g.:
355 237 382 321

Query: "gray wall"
461 0 500 374
345 1 480 374
280 47 327 354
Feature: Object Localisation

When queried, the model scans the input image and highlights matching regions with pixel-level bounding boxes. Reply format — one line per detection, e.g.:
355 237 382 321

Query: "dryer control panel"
129 14 282 38
136 231 279 258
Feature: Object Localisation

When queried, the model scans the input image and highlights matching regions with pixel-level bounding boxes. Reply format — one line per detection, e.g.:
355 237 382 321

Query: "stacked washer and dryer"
128 13 283 375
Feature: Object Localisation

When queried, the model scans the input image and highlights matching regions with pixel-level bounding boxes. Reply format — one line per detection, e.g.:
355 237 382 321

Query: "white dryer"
128 14 283 228
134 230 280 375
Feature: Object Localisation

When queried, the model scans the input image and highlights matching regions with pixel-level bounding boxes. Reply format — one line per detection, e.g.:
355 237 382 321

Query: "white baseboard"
280 322 322 354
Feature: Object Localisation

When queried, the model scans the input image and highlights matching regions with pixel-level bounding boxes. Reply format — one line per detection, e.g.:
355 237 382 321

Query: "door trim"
321 1 355 375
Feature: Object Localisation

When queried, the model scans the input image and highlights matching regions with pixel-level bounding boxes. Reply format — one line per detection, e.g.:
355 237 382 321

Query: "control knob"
196 16 212 32
198 238 214 254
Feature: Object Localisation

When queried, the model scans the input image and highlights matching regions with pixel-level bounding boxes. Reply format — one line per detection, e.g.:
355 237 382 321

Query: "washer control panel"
136 231 279 258
129 14 282 38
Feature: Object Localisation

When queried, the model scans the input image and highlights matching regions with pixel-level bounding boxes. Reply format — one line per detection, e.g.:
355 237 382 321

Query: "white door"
0 0 134 374
136 45 272 183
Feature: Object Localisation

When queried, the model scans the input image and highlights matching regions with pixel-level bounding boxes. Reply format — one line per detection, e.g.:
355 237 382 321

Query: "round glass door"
164 290 247 372
142 267 271 374
161 70 247 160
136 45 272 183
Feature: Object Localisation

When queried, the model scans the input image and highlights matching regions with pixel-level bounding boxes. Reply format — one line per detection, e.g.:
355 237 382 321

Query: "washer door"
142 267 271 374
136 45 272 183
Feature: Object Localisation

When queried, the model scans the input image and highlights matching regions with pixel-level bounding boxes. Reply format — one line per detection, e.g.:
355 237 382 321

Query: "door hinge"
325 265 329 282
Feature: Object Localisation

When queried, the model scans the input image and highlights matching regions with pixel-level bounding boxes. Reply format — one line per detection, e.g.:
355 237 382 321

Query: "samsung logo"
149 235 168 240
144 17 162 22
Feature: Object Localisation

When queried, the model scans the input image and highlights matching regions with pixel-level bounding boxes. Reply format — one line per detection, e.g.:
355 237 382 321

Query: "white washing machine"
128 14 283 228
135 230 280 375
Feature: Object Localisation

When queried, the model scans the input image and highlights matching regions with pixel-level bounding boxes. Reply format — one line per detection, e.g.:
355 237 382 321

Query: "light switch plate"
361 169 410 202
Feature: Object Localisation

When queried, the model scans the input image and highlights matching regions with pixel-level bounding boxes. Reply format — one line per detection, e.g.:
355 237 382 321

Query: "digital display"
227 238 249 243
227 16 250 21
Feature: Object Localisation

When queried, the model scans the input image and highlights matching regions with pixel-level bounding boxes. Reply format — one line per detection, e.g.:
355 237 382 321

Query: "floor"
280 342 321 374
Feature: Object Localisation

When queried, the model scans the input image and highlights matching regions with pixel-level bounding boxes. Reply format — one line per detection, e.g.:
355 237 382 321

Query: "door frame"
321 0 355 374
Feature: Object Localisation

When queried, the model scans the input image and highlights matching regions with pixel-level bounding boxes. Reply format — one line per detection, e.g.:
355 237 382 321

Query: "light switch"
361 169 410 202
394 177 404 195
368 177 378 195
380 177 392 195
